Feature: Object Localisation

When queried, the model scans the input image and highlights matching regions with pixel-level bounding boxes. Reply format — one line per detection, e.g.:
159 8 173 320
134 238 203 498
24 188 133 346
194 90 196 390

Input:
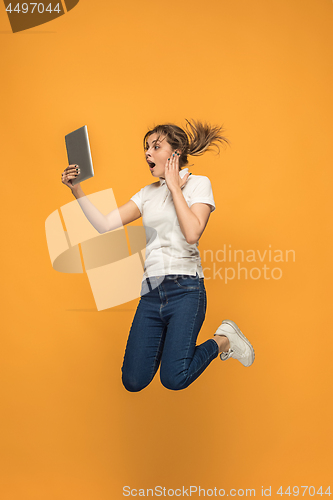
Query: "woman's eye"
154 145 159 150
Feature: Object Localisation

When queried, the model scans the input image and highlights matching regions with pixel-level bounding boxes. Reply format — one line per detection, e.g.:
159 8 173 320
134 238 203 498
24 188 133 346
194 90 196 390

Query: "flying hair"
143 118 230 169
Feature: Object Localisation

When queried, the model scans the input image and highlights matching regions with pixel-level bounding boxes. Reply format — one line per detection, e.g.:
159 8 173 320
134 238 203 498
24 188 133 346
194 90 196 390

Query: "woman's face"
145 133 179 179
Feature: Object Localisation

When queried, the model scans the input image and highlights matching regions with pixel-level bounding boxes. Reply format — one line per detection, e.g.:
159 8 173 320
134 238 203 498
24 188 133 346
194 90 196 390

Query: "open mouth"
147 161 156 169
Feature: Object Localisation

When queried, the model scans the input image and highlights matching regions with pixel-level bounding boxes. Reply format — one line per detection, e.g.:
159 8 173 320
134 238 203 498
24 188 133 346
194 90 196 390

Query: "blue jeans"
121 273 219 391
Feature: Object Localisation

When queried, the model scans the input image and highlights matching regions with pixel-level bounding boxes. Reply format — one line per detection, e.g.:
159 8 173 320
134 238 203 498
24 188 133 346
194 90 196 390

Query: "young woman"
61 119 255 392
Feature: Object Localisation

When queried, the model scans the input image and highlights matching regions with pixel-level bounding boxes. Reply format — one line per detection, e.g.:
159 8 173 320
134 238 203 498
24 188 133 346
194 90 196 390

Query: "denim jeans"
121 273 219 391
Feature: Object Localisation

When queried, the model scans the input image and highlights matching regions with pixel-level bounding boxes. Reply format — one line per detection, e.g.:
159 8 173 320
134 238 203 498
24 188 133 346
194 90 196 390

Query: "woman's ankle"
213 334 230 354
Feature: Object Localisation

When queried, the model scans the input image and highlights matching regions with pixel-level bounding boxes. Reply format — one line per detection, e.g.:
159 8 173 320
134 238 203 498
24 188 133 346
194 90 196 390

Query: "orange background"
1 0 332 498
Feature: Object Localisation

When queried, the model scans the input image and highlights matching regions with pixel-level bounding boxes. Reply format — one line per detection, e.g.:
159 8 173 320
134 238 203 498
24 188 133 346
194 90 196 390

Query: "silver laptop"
65 125 94 186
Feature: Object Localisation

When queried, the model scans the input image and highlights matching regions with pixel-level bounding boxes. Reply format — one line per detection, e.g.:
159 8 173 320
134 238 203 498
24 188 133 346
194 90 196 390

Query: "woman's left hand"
164 152 190 192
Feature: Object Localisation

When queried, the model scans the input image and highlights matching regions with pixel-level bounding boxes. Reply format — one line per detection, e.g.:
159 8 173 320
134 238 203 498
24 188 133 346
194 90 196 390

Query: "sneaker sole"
221 319 255 366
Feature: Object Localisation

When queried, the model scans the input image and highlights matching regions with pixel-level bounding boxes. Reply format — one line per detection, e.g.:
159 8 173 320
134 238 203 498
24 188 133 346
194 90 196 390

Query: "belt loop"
146 277 153 292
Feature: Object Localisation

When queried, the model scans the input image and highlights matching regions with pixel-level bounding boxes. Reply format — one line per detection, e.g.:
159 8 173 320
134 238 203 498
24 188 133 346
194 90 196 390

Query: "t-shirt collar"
159 167 189 187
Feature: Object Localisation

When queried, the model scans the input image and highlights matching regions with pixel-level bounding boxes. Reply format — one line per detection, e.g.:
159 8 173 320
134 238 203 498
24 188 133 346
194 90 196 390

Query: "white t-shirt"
130 167 216 281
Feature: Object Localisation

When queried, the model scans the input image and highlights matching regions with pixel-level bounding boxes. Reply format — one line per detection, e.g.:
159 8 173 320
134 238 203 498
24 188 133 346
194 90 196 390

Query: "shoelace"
221 348 233 360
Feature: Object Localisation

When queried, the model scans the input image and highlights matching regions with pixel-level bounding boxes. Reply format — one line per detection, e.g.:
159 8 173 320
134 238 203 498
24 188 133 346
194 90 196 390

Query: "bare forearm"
171 187 201 244
71 185 85 200
71 186 122 234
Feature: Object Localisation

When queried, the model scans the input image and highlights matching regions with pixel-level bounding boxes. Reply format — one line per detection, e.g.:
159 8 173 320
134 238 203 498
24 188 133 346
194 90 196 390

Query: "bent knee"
121 372 150 393
160 373 187 391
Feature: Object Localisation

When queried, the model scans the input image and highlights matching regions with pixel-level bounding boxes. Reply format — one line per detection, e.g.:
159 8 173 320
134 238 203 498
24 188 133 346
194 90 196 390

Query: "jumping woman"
61 119 255 392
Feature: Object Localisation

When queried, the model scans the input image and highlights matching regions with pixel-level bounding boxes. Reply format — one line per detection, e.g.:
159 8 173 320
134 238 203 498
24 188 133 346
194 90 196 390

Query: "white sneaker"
214 319 255 367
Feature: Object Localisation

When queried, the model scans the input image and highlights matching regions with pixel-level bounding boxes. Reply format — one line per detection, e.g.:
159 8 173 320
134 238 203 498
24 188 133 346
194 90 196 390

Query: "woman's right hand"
61 164 81 191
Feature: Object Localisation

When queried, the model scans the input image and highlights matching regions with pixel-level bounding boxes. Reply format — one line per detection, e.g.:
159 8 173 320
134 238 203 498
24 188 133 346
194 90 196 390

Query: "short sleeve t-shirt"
130 168 216 281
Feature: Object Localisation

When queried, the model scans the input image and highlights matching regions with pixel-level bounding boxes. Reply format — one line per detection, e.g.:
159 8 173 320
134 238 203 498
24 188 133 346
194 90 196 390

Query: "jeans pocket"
173 274 200 290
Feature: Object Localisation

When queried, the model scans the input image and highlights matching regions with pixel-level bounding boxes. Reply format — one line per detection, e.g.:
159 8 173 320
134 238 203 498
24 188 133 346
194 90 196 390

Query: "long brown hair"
143 119 230 169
